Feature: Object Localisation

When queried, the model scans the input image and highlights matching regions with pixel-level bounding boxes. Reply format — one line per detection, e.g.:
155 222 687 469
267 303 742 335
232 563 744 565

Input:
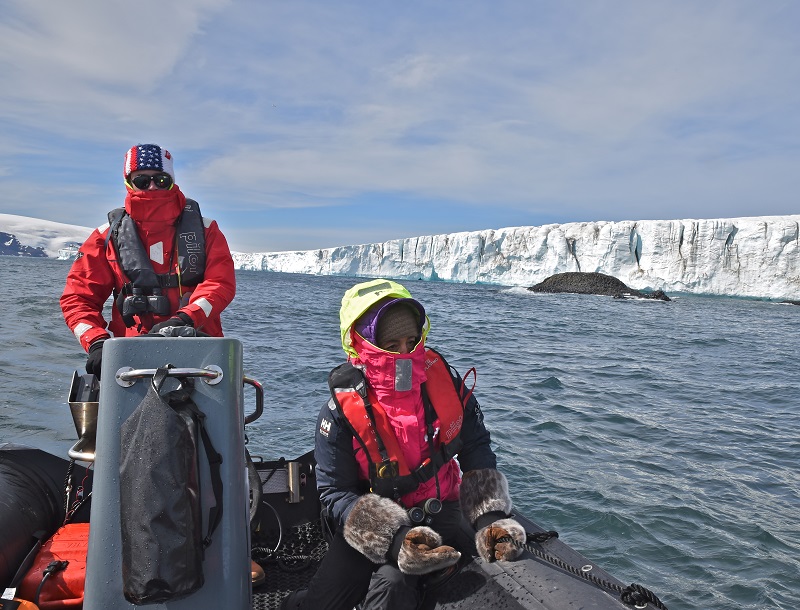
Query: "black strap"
388 525 413 563
359 386 391 465
157 273 181 288
8 530 48 588
105 208 125 251
421 385 438 464
151 366 170 393
178 398 224 548
155 368 224 549
474 510 509 531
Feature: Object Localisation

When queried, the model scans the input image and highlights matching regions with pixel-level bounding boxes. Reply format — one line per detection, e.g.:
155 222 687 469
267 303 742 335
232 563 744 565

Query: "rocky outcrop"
0 232 47 257
528 272 670 301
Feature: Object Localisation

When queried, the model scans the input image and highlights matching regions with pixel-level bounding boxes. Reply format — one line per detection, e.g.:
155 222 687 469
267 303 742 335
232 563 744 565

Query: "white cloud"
0 1 798 251
381 54 451 89
0 0 229 139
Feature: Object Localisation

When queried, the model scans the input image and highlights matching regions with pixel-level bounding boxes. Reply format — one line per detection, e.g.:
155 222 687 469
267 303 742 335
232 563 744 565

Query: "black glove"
86 339 105 379
149 312 193 335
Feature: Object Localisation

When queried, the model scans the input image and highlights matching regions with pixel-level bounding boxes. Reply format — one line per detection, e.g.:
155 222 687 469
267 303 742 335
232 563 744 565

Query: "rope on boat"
496 532 669 610
62 459 93 525
252 520 328 574
62 460 75 519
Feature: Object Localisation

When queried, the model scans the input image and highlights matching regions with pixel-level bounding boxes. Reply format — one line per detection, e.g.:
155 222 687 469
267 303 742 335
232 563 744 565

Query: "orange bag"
15 523 89 609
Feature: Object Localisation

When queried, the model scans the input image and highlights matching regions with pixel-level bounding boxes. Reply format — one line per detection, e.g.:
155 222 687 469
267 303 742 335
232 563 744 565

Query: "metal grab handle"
115 365 223 387
68 439 96 463
243 376 264 425
114 365 264 424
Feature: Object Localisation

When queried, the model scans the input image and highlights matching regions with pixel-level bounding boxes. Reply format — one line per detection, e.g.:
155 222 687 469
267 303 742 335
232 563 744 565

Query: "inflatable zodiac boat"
0 337 667 610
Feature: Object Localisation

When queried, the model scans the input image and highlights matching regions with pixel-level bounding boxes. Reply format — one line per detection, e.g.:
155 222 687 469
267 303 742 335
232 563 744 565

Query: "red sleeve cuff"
81 329 111 352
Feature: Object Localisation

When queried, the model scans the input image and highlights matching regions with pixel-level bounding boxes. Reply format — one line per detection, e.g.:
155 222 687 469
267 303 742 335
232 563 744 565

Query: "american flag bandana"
124 144 174 181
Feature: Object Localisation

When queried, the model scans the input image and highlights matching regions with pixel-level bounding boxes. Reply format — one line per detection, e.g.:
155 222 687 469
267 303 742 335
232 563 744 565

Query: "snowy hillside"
0 214 92 258
233 215 800 300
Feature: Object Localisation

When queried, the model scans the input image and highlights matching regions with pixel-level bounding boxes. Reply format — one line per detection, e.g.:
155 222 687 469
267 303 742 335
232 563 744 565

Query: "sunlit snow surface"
3 213 798 299
233 216 800 300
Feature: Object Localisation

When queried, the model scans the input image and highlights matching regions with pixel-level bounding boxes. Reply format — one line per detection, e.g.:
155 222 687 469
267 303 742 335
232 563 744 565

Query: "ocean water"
1 257 798 609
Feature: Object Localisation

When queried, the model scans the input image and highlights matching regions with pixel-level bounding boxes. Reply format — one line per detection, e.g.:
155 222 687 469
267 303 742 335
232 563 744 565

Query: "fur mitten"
474 518 525 562
343 494 461 574
344 494 410 564
460 469 525 562
398 526 461 575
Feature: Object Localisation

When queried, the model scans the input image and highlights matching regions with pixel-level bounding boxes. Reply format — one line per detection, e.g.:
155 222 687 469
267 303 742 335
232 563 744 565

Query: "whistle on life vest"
376 460 399 479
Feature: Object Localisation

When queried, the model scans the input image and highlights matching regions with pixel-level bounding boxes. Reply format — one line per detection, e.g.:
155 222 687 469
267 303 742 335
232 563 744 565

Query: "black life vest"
107 198 206 291
328 348 465 500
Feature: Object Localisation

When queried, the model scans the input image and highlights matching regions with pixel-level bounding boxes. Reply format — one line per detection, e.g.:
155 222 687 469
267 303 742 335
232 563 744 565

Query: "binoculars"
407 498 443 526
122 287 171 318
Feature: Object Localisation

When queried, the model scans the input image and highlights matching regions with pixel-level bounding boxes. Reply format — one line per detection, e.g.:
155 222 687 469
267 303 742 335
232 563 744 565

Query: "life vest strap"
157 273 181 288
370 434 464 498
410 436 463 485
474 510 510 530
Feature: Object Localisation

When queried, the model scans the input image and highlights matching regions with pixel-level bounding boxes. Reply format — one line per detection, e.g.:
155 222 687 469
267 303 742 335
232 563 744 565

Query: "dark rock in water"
0 232 47 257
528 272 670 301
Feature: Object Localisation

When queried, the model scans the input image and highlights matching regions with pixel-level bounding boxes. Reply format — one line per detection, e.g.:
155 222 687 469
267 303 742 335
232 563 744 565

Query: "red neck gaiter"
124 185 186 231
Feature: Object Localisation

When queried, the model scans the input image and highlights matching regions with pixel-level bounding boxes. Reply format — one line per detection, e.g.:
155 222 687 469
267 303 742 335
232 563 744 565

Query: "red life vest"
329 347 465 500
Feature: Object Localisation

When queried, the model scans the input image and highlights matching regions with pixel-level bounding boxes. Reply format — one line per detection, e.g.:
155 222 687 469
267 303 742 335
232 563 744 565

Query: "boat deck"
251 521 327 610
2 447 663 610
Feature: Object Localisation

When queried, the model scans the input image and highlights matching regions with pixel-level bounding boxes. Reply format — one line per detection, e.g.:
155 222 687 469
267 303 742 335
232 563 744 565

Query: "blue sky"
1 1 798 253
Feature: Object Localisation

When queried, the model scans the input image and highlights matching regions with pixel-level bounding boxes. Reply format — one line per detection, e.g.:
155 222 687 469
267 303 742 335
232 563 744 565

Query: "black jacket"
314 349 497 528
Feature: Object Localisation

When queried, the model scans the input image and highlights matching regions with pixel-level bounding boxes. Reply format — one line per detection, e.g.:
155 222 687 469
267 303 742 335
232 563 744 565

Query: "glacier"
232 215 800 301
2 212 798 300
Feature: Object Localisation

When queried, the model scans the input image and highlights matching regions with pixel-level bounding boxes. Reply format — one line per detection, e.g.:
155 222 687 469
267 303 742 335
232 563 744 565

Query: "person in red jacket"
59 143 265 586
60 143 236 377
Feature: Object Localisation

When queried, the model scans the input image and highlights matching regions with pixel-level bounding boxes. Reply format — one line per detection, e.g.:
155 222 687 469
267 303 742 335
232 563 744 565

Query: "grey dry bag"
119 366 223 605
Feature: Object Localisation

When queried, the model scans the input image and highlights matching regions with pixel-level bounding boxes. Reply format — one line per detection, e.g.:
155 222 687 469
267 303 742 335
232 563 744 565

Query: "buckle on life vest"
376 460 399 479
157 273 180 288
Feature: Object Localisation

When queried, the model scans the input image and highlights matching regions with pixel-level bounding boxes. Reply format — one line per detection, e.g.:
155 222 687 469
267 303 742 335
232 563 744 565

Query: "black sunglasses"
130 173 173 190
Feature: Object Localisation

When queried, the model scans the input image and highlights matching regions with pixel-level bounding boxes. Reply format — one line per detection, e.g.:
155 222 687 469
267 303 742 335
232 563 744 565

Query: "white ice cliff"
233 215 800 300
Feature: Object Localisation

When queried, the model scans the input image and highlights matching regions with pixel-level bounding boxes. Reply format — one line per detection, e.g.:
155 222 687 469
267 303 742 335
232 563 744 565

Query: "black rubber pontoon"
1 336 666 609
